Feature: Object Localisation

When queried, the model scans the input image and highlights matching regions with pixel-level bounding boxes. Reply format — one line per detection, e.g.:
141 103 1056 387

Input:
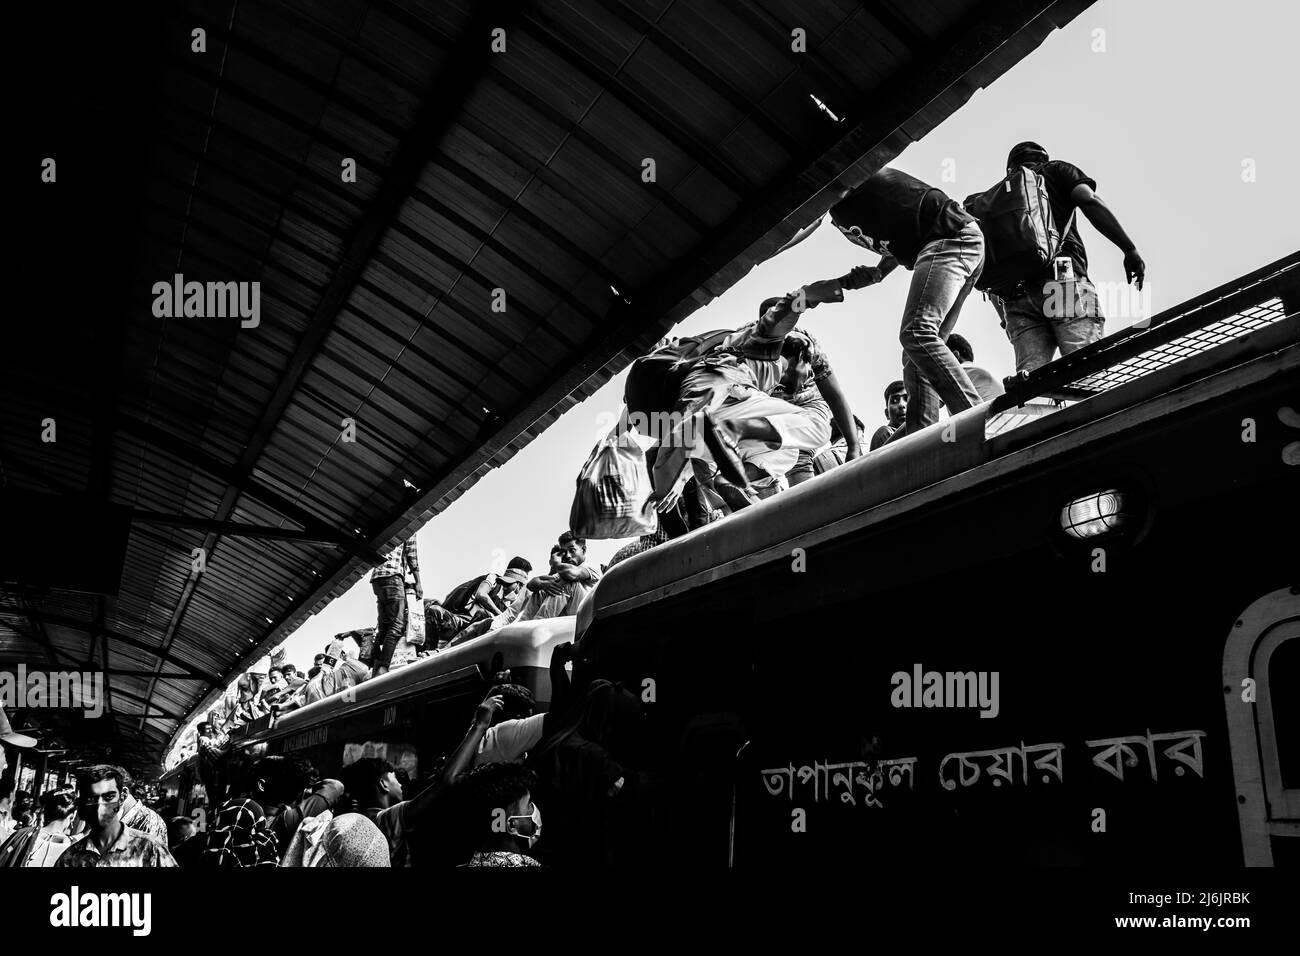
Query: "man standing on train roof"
370 534 422 678
782 166 985 444
989 141 1145 374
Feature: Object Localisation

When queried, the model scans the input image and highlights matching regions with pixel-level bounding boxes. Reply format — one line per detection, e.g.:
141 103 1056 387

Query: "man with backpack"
971 142 1145 373
425 557 533 649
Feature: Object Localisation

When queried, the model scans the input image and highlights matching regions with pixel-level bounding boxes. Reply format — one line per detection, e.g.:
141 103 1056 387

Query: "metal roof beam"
116 415 385 565
145 0 534 737
0 605 222 687
130 511 348 548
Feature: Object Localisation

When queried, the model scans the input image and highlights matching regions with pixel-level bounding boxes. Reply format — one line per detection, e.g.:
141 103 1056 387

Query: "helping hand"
475 695 505 726
1123 249 1146 290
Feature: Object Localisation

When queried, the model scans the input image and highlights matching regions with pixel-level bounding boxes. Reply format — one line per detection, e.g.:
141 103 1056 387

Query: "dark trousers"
372 576 407 667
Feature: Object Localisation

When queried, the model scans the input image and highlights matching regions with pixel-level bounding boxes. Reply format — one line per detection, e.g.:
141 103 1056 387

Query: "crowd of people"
182 525 605 758
609 145 1143 549
0 143 1146 870
181 142 1148 761
2 638 648 868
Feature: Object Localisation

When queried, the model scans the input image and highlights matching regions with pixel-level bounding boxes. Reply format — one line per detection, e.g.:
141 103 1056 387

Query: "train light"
1060 489 1128 539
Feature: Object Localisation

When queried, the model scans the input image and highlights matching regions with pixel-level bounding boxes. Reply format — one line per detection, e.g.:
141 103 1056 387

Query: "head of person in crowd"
40 789 77 837
247 755 317 813
502 556 532 592
947 332 975 365
74 764 127 835
829 415 868 447
339 757 403 813
462 763 542 857
558 532 588 566
169 815 196 847
266 669 285 689
884 380 908 427
1007 140 1050 173
13 790 35 826
307 665 321 680
281 664 299 680
314 653 328 669
484 683 536 725
547 544 566 571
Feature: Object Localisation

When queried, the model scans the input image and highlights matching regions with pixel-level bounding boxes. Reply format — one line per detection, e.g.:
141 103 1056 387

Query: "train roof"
578 253 1300 636
228 616 573 748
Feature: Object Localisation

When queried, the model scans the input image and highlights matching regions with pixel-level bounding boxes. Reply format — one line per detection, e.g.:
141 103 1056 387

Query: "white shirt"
26 829 73 867
475 713 547 766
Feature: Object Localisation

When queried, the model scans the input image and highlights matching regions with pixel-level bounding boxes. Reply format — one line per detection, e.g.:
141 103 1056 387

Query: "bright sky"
174 0 1298 753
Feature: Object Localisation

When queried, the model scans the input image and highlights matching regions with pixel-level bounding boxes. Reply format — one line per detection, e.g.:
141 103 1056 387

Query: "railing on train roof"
995 251 1299 411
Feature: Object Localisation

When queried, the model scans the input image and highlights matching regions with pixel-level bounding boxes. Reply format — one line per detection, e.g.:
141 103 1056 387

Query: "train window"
1269 637 1298 790
1223 587 1299 865
341 740 419 780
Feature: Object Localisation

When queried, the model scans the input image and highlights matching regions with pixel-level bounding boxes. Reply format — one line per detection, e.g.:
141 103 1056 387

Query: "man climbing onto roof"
649 269 871 511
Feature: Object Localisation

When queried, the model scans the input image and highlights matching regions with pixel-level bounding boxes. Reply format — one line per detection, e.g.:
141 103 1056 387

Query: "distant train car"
224 617 572 786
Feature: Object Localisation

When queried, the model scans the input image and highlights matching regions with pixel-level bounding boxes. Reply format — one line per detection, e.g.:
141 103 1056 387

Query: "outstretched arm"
1070 183 1144 288
407 695 503 820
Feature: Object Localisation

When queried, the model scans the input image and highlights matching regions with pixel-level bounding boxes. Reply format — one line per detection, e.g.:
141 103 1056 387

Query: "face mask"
506 804 542 848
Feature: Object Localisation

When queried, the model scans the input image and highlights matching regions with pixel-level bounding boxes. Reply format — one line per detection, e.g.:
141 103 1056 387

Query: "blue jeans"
372 576 407 667
992 276 1105 374
888 222 985 441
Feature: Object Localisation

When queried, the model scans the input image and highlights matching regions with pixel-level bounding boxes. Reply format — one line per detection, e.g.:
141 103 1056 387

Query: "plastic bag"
569 431 659 540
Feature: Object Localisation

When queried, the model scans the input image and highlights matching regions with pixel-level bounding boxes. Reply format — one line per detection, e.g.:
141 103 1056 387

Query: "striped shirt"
371 538 420 582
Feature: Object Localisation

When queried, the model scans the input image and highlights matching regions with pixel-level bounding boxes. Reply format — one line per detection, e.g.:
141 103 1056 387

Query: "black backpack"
442 574 488 615
623 329 736 421
964 165 1075 294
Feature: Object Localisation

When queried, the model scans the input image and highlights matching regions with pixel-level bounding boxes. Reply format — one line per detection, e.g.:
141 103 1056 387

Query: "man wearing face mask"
55 765 177 867
460 762 543 867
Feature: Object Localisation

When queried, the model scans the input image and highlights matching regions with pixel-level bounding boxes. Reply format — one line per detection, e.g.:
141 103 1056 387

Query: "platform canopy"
1 0 1093 773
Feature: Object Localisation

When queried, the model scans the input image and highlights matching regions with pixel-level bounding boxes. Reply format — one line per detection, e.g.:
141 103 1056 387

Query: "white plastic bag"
569 431 658 539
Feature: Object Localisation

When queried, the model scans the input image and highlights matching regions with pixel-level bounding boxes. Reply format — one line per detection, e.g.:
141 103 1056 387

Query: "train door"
1223 586 1299 865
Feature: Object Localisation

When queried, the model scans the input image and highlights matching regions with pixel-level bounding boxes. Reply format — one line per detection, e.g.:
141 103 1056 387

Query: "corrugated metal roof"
2 0 1095 771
